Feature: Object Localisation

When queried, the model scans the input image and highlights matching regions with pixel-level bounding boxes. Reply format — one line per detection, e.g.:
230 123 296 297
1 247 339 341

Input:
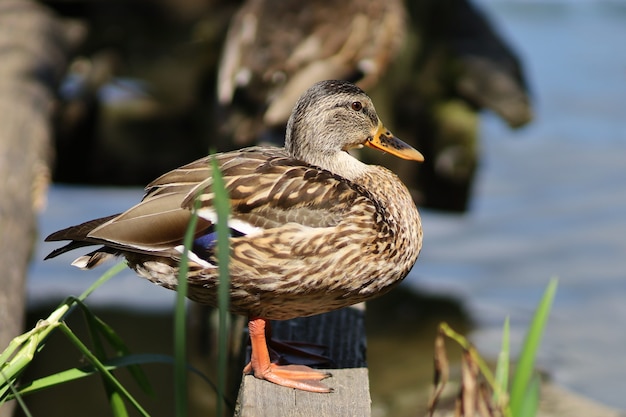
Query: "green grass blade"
71 298 152 415
1 263 126 376
509 278 558 414
70 299 154 395
0 263 125 363
9 353 217 399
1 263 127 412
10 365 102 397
58 323 150 417
3 375 32 417
210 156 231 417
517 375 540 417
80 301 129 416
0 326 43 368
78 262 128 302
0 327 48 391
494 316 510 408
174 190 202 417
109 391 129 417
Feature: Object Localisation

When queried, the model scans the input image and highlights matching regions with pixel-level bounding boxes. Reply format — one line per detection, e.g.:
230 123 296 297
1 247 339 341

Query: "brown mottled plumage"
45 80 423 392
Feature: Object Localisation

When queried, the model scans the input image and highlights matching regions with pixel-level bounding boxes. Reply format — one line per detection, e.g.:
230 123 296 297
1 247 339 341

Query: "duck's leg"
243 317 333 392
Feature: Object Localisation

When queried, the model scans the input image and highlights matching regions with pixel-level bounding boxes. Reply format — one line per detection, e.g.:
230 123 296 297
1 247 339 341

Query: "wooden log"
234 305 371 417
0 1 83 415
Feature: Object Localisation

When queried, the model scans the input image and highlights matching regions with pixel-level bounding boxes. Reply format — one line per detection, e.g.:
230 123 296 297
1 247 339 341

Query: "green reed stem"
211 157 231 417
175 196 202 417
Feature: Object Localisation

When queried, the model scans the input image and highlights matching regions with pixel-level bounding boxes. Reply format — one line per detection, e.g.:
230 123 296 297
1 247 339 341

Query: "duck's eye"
351 101 363 112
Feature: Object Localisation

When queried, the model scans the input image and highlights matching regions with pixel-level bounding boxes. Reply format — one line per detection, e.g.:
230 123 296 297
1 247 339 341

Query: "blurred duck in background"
216 0 406 146
215 0 533 212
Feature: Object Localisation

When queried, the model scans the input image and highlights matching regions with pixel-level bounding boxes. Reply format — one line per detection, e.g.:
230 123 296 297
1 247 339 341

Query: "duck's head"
285 80 423 180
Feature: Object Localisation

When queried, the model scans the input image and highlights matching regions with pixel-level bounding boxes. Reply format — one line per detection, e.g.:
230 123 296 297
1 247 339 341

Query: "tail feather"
45 214 120 242
44 214 121 260
44 240 99 260
71 247 118 269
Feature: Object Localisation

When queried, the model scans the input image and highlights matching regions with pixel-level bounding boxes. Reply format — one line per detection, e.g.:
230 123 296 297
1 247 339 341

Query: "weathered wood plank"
235 368 370 417
234 305 371 417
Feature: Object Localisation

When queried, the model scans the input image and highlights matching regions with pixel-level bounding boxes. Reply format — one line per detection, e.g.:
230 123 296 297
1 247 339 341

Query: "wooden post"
0 2 82 415
234 305 371 417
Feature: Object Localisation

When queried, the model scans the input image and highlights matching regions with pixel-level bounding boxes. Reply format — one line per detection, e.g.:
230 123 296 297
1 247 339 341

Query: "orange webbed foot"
245 317 333 393
244 362 332 392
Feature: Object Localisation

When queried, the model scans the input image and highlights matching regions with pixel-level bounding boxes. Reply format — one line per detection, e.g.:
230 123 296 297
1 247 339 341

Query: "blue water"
413 0 626 409
30 0 626 410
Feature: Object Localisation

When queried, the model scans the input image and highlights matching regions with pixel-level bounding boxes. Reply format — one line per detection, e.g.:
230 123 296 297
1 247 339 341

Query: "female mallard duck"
218 0 406 145
46 80 423 392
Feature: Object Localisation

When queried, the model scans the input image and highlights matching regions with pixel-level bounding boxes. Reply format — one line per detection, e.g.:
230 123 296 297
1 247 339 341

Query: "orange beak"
364 121 424 162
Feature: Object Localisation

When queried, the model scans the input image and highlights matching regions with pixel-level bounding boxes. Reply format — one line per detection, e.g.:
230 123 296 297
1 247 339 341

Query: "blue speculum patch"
191 228 245 260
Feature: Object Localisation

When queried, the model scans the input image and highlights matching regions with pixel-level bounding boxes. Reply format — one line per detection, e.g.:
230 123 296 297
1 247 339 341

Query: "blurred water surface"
417 0 626 409
30 0 626 411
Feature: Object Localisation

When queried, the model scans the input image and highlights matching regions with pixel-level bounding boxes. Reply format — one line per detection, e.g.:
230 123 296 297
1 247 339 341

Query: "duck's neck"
285 120 370 181
308 151 371 182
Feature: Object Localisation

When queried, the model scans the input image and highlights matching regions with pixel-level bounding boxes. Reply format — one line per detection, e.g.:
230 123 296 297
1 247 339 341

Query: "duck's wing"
45 147 374 263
